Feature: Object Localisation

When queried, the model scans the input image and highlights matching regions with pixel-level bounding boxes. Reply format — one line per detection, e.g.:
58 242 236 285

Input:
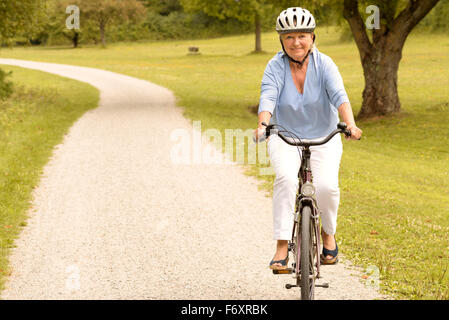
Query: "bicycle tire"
299 205 315 300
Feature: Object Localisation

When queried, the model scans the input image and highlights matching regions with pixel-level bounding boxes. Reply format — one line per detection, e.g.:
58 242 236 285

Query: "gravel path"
0 59 388 300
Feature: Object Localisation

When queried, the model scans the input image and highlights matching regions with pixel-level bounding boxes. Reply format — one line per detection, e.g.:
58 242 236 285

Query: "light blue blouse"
258 48 349 139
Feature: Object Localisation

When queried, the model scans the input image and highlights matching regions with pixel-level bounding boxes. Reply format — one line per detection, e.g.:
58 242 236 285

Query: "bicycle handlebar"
254 122 354 146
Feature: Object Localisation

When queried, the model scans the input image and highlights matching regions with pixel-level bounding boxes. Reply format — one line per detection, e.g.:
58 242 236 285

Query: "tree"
342 0 440 118
69 0 146 46
0 0 46 44
21 0 52 45
181 0 274 53
38 0 83 48
0 0 46 99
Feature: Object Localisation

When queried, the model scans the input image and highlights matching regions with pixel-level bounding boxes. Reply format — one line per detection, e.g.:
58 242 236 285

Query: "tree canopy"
181 0 280 52
141 0 183 15
0 0 46 43
81 0 146 45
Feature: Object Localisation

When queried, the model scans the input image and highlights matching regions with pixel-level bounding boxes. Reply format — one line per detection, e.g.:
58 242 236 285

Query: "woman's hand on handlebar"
254 111 272 142
345 123 363 140
253 125 267 143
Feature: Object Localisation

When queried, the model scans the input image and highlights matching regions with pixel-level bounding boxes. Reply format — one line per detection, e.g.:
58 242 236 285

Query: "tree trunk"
358 42 403 118
100 21 106 46
254 12 262 53
73 32 79 48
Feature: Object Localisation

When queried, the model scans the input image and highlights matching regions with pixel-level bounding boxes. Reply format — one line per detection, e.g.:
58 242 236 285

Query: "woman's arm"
338 102 362 140
322 56 362 140
255 58 281 141
258 111 272 128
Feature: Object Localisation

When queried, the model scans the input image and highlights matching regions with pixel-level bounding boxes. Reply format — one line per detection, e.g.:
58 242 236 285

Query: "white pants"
267 134 343 240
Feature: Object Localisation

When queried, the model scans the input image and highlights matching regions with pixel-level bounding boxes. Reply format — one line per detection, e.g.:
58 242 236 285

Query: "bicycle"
255 122 352 300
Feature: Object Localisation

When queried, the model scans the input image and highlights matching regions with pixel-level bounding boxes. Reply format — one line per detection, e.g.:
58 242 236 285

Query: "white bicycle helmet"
276 7 316 34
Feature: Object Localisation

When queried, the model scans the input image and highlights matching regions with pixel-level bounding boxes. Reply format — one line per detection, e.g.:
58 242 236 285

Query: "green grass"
0 66 99 291
1 27 448 299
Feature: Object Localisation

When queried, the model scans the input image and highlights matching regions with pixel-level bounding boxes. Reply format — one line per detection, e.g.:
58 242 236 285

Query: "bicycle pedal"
272 268 293 275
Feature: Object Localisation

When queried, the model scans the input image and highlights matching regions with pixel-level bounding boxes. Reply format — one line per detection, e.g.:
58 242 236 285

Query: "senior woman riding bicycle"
253 7 362 270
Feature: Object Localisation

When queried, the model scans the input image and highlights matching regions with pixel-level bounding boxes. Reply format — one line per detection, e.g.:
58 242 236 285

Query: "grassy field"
0 66 99 291
1 27 448 299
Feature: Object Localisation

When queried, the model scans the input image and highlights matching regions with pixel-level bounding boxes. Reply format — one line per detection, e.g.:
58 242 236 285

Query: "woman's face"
281 32 314 61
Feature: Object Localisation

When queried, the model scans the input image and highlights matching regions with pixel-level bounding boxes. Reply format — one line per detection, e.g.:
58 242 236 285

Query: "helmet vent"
285 17 290 27
278 18 285 29
301 15 305 25
307 16 312 26
293 14 297 27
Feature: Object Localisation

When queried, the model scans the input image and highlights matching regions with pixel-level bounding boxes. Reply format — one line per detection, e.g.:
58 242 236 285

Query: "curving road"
0 59 388 300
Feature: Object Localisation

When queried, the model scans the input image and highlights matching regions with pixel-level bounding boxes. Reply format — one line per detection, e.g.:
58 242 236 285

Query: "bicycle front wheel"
299 205 315 300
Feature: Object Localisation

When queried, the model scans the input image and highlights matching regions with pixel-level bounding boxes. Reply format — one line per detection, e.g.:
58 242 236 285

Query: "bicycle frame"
291 145 322 279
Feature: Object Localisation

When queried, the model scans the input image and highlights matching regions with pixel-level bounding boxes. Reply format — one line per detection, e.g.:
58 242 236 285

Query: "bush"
143 11 254 40
0 69 13 100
